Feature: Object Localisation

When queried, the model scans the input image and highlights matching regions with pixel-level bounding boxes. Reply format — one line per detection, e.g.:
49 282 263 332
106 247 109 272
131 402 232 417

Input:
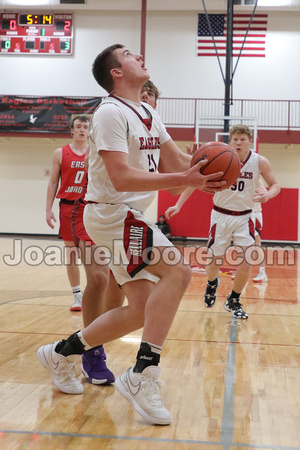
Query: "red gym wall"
157 188 298 242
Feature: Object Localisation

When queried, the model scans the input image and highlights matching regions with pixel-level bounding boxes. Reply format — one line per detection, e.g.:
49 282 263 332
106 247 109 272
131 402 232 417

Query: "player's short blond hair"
229 125 252 140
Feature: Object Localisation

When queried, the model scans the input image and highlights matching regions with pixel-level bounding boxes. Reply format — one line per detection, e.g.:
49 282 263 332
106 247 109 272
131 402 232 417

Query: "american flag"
197 13 268 57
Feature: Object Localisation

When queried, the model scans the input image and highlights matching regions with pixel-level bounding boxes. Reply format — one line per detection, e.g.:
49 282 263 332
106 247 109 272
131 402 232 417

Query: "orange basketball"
191 141 241 190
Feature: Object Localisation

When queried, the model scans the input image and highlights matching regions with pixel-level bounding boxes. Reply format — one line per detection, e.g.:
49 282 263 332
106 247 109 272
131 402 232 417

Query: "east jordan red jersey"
56 145 87 201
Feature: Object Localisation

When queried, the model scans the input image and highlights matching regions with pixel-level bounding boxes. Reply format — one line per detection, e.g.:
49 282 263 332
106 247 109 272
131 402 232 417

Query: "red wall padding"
157 188 298 242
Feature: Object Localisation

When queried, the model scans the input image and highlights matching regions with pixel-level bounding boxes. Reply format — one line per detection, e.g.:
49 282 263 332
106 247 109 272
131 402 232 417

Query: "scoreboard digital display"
0 12 73 55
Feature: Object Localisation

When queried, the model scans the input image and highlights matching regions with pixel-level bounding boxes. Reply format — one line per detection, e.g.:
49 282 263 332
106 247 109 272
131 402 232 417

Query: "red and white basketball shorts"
84 203 174 286
71 199 95 247
207 209 255 256
58 201 75 242
254 211 263 237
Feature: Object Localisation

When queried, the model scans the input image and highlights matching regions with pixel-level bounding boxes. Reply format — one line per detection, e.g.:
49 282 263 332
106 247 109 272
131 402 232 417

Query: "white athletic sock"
77 331 92 350
72 285 81 295
144 341 162 355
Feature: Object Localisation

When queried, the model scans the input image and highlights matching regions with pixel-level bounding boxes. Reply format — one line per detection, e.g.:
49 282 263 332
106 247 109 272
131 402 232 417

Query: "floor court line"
1 294 299 316
218 319 300 450
0 296 75 307
2 320 299 449
2 330 300 349
1 429 300 449
220 318 237 450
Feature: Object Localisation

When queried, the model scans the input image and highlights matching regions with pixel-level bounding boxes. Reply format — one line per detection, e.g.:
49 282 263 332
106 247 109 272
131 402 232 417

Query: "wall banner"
0 96 101 133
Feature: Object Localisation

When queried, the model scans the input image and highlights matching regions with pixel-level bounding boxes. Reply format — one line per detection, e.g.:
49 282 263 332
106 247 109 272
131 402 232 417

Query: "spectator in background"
156 215 171 238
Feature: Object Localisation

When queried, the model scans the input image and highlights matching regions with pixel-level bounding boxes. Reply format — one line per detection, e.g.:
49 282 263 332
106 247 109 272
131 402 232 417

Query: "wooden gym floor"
0 236 300 450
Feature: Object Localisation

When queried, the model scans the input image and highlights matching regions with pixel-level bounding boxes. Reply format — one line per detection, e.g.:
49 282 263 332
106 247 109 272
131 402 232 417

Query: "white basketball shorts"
84 202 173 285
254 211 263 237
207 209 255 256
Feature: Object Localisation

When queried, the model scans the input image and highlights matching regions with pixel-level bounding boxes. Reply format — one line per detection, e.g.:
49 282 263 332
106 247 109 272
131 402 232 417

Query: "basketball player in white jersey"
38 44 226 425
68 80 160 386
204 125 280 319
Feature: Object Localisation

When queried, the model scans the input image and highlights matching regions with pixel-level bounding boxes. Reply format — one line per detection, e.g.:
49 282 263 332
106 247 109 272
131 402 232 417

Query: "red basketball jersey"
56 145 87 201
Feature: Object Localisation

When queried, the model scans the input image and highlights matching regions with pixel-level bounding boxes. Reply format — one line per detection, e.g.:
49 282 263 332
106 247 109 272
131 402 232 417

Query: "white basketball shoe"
115 366 172 425
253 269 268 283
37 341 83 394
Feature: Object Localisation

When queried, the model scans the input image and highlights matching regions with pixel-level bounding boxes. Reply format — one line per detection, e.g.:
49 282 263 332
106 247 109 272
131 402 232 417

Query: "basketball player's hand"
187 142 224 193
187 142 203 156
165 205 181 219
46 210 57 229
186 144 192 155
186 159 226 193
253 187 269 203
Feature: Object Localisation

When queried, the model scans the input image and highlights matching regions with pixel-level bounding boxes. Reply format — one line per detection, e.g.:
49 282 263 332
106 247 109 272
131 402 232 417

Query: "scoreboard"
0 12 73 55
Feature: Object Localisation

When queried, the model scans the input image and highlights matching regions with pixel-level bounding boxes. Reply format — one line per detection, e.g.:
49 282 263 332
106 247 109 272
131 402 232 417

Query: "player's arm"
96 103 225 193
158 138 192 173
84 145 90 171
165 187 195 219
158 139 192 195
257 155 280 203
100 150 225 194
159 140 214 195
46 148 62 229
253 177 267 202
159 141 203 173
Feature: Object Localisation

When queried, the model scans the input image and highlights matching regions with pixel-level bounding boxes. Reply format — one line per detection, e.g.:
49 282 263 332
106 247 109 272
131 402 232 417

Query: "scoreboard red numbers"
2 19 17 30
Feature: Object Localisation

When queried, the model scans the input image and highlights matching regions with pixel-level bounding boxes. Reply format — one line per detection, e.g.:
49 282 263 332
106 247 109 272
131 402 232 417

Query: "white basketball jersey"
253 200 262 213
213 150 260 211
86 96 170 212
